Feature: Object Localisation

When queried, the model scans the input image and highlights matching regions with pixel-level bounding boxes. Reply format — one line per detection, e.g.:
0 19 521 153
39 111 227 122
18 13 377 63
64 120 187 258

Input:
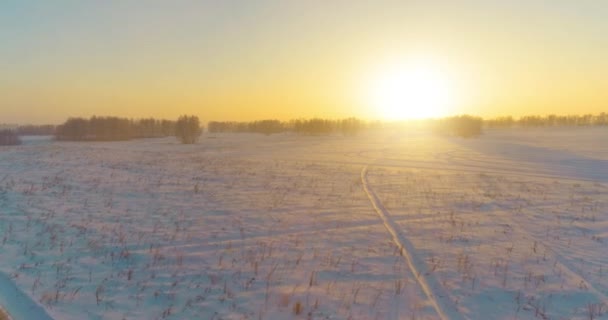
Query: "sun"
368 59 454 120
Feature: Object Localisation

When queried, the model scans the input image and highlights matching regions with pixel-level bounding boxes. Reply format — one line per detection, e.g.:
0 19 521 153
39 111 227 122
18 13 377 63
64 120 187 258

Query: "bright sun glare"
368 60 453 120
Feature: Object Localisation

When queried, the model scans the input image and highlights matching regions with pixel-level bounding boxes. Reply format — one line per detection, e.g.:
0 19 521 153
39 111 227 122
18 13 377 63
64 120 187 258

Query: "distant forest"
1 112 607 146
55 116 177 141
208 118 366 136
0 129 21 146
485 113 608 127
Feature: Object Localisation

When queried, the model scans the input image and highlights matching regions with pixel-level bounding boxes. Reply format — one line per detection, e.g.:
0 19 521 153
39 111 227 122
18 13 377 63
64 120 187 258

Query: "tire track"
361 165 466 320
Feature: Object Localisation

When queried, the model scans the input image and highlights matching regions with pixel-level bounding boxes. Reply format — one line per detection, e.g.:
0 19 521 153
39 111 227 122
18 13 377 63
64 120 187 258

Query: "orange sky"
1 1 607 124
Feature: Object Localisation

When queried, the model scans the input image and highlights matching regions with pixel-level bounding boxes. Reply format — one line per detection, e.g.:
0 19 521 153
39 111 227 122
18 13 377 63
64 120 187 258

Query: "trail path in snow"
361 165 466 320
357 129 607 319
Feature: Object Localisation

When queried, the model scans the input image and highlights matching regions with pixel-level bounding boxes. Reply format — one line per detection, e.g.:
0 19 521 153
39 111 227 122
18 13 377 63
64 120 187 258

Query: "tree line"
53 115 202 144
0 129 21 146
16 124 57 135
208 117 366 136
485 113 608 128
4 112 607 146
55 116 177 141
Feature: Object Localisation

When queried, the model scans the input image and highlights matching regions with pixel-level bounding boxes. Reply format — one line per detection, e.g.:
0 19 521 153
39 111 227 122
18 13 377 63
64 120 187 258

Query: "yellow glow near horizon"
367 59 455 120
3 2 608 124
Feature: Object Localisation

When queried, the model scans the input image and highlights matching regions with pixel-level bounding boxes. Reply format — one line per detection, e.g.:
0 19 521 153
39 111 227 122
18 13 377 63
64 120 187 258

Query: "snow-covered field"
0 128 607 319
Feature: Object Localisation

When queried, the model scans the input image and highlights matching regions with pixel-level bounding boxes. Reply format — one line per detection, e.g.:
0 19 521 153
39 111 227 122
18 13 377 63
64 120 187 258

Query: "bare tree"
175 115 202 144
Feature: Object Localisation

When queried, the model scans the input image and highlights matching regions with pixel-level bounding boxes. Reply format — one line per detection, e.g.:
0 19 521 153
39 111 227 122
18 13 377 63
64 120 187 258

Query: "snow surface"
0 128 607 319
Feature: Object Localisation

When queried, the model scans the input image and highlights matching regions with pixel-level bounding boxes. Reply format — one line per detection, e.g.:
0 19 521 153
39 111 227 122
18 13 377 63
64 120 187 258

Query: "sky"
1 1 607 124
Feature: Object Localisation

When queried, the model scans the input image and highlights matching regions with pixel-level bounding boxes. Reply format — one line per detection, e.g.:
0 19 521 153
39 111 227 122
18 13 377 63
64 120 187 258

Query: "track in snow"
0 271 53 320
361 165 466 320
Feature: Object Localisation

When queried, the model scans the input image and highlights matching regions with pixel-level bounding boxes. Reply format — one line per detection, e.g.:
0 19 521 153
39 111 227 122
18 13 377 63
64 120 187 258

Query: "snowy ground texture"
0 128 607 320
